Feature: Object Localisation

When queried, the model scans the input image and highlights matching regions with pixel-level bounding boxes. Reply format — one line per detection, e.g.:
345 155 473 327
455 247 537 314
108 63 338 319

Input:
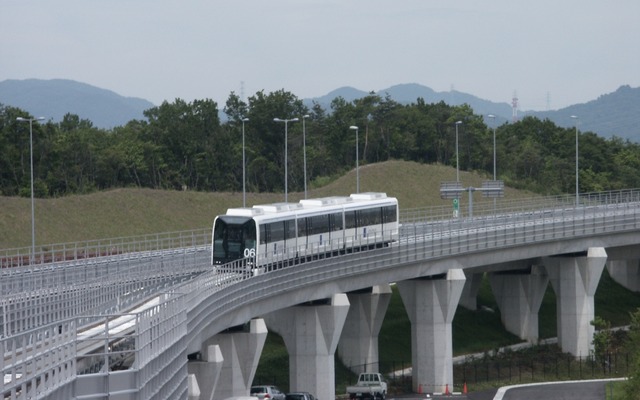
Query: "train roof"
221 192 395 219
300 196 353 207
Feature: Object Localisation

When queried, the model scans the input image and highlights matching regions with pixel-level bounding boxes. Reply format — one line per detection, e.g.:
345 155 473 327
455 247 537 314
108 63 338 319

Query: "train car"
211 192 399 270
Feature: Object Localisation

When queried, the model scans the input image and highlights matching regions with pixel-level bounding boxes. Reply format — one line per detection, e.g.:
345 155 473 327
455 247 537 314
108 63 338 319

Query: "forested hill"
528 85 640 141
2 87 640 200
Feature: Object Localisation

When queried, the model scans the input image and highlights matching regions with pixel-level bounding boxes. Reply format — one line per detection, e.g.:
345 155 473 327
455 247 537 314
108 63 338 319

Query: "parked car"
250 385 286 400
286 392 316 400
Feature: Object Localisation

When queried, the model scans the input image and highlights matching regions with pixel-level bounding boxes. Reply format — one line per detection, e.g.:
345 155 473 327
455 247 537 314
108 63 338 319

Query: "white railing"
0 228 210 269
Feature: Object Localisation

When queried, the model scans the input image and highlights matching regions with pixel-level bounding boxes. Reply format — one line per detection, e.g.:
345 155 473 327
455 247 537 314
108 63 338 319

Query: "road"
389 380 617 400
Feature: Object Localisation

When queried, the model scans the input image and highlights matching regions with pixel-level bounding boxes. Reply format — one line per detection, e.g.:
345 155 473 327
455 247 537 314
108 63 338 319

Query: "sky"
2 0 639 111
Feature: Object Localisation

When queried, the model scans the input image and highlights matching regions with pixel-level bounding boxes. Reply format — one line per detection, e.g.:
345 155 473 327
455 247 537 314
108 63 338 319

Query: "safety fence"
2 294 188 400
0 228 210 269
1 248 210 338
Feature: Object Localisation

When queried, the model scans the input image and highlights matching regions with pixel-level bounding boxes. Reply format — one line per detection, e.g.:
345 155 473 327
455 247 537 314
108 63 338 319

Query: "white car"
250 385 286 400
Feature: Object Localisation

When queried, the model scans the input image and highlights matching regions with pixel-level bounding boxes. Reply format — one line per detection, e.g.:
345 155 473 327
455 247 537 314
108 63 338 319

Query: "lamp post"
273 117 299 202
241 117 249 207
571 115 579 206
349 126 360 193
455 121 463 182
302 114 310 199
487 115 496 180
16 116 45 262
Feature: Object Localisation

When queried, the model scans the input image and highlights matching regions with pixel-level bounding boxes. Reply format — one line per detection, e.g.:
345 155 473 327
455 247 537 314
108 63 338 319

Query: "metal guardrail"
0 228 210 269
2 189 640 399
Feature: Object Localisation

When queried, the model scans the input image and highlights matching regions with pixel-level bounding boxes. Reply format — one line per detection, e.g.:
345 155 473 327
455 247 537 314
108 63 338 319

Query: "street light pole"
571 115 579 206
349 126 359 193
16 116 45 263
273 117 299 202
241 117 249 207
487 115 496 180
455 121 463 182
302 114 310 199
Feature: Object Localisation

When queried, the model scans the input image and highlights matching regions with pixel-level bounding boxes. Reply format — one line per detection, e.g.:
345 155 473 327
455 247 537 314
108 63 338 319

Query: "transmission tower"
511 91 519 122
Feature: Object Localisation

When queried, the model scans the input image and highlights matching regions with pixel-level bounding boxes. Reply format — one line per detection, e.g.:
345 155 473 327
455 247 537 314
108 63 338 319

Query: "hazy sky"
2 1 639 111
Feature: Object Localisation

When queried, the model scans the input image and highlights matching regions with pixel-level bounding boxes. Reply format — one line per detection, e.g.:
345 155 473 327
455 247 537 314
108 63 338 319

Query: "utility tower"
511 91 519 122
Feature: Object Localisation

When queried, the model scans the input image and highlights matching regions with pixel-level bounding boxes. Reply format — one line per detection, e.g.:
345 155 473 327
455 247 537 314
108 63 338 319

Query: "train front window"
212 216 256 264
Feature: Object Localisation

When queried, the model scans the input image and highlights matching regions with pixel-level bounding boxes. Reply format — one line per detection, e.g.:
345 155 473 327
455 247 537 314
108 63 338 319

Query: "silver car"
286 392 316 400
250 385 286 400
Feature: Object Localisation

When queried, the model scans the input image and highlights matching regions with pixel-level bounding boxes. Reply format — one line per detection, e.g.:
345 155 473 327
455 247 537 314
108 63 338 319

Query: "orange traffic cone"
445 384 450 396
463 382 468 394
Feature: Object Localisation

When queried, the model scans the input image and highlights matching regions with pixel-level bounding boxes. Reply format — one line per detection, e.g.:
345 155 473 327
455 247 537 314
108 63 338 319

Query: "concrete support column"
544 248 607 357
264 293 350 400
607 259 640 292
489 266 548 342
202 319 268 400
459 271 483 310
339 284 392 374
187 344 224 400
397 269 465 394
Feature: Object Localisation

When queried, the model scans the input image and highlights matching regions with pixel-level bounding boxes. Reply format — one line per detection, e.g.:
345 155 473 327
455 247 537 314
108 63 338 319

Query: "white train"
211 192 399 269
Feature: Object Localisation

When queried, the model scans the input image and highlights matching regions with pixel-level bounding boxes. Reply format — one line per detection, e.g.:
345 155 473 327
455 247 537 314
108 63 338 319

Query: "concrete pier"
459 271 483 310
544 248 607 357
187 344 224 400
264 293 350 400
608 259 640 292
397 269 465 394
489 265 548 342
197 319 267 400
339 284 392 374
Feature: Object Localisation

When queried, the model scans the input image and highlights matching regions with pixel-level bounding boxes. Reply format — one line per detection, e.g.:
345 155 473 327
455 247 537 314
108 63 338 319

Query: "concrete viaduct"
2 190 640 400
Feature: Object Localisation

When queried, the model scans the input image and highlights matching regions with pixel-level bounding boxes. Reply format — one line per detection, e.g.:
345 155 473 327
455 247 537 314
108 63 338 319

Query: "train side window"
309 215 329 235
330 212 343 231
270 221 285 242
383 205 397 223
345 211 356 229
285 219 296 240
260 224 268 244
298 217 307 237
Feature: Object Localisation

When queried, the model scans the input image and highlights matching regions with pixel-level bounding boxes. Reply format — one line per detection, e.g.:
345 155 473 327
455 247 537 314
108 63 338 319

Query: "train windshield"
212 216 257 264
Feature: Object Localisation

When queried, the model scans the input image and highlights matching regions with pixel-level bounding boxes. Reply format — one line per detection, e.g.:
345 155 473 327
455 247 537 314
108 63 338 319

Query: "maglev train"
211 192 399 269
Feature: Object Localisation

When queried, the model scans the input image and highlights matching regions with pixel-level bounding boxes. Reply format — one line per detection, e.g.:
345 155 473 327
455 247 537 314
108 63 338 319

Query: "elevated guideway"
2 190 640 399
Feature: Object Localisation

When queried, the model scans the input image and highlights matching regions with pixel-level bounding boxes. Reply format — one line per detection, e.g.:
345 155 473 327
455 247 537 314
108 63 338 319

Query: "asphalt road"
497 381 608 400
389 380 616 400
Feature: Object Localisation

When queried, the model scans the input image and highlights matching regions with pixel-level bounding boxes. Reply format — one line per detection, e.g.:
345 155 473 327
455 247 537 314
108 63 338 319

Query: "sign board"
440 181 464 199
481 180 504 198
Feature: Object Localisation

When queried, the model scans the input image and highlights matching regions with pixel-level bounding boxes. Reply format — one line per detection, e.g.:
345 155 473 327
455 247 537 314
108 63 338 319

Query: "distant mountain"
306 83 514 126
0 79 155 129
528 85 640 141
306 83 639 141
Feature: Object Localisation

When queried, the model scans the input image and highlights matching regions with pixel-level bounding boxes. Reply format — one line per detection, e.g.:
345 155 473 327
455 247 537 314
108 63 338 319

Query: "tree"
623 308 640 399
